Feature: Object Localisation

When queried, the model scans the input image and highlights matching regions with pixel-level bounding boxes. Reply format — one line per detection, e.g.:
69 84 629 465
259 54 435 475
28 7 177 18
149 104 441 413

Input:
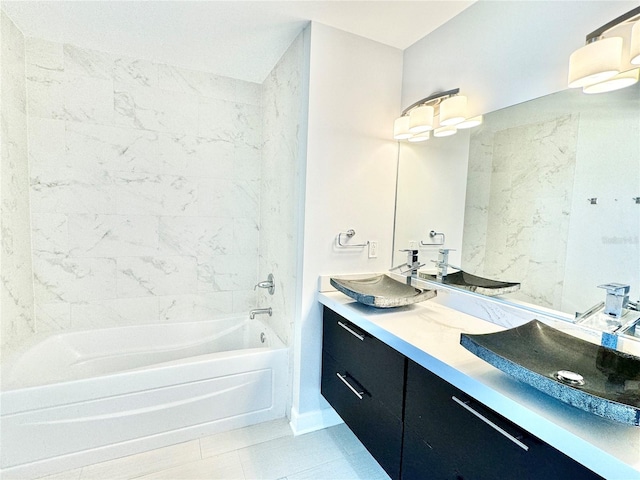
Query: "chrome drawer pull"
452 396 529 451
336 373 364 400
337 321 365 341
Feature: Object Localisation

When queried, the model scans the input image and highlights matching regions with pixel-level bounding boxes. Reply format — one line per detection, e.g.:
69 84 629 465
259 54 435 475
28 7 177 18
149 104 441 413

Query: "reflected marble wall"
259 33 305 345
1 12 35 357
463 114 579 310
25 36 264 331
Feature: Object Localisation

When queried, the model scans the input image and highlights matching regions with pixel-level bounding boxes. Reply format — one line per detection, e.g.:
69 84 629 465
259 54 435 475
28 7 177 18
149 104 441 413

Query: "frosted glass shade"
582 68 639 94
439 95 467 126
433 125 457 137
409 105 434 133
408 131 430 143
568 37 623 88
457 115 483 129
393 116 412 140
631 21 640 65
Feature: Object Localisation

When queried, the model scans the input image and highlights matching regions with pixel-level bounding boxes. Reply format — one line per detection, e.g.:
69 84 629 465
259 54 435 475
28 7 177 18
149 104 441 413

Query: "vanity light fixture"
393 89 482 142
568 6 640 94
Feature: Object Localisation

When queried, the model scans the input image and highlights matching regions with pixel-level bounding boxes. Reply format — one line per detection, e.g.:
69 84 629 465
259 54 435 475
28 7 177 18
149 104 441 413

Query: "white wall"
290 22 403 433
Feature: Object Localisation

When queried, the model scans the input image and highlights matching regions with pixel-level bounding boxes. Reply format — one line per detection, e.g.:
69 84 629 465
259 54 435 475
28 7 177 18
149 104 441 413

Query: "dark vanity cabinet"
403 359 602 480
321 307 603 480
321 307 405 480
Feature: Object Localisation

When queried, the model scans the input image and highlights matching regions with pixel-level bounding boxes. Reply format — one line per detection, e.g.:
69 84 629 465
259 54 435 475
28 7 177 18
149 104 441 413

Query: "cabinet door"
404 360 602 480
322 307 405 417
322 351 403 480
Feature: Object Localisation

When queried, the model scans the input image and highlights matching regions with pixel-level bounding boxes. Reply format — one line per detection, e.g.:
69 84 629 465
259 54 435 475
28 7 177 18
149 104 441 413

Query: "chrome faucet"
598 283 630 319
249 307 272 319
254 273 275 295
390 249 424 285
431 249 460 281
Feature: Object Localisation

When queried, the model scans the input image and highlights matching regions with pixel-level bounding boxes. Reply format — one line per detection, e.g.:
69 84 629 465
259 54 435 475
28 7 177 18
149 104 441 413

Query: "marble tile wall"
1 11 35 358
25 37 264 332
463 114 579 310
259 32 305 346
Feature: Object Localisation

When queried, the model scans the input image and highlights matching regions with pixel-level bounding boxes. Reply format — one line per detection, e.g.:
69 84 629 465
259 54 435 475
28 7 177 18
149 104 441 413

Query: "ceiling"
2 1 475 83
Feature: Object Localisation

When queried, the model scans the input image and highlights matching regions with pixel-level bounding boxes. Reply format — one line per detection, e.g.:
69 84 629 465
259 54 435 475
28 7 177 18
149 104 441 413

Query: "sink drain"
554 370 585 386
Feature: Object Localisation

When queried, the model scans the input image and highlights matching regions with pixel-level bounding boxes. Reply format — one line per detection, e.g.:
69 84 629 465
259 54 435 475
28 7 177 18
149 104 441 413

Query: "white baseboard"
289 406 343 436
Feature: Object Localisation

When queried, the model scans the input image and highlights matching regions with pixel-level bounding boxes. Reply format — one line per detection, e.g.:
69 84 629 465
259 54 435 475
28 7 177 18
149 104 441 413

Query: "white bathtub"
0 317 288 478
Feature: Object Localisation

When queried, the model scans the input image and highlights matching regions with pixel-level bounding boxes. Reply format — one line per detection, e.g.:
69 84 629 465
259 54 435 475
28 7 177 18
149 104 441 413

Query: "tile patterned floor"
33 419 391 480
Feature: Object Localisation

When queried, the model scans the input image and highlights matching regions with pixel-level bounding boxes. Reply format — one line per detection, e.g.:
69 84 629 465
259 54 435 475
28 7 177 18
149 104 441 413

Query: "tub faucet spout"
250 307 272 319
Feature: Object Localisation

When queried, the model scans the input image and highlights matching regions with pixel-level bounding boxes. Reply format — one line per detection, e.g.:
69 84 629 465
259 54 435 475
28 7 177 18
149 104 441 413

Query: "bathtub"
0 317 288 478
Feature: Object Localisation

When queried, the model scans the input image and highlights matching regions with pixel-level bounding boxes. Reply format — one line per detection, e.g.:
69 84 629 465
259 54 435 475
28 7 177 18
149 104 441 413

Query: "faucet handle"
598 283 630 296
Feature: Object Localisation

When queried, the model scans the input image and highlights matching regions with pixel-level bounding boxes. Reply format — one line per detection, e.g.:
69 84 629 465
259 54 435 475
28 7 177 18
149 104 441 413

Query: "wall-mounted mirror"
393 83 640 316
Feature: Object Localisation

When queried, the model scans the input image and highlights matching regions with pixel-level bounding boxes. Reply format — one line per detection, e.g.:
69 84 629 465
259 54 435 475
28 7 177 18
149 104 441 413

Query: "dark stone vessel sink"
419 270 520 296
330 275 436 308
461 320 640 426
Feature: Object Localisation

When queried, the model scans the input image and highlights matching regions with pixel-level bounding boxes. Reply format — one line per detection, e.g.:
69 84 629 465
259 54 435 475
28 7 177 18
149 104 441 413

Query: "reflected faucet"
431 249 460 281
390 249 424 285
599 283 630 319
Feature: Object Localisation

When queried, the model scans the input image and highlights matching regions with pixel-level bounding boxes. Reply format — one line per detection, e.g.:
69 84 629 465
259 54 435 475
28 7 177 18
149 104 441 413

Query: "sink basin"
330 275 436 308
419 270 520 296
461 320 640 426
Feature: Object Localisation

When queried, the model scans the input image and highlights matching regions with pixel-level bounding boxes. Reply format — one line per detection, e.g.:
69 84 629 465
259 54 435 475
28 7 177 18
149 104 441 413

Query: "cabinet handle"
337 321 365 341
451 396 529 451
336 373 364 400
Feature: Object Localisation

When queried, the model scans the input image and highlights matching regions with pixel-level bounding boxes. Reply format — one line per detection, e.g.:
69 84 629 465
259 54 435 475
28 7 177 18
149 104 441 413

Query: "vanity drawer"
404 360 602 480
322 307 405 417
321 352 403 480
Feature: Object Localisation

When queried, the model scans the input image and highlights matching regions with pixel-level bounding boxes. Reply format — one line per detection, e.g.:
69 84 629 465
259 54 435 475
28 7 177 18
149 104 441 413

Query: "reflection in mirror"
393 83 640 316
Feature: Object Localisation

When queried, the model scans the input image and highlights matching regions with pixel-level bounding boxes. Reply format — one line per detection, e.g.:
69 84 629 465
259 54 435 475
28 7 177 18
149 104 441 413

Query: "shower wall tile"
1 11 35 355
159 216 234 257
258 33 304 345
35 302 72 333
64 74 114 124
28 117 66 166
63 44 114 79
158 293 234 322
25 37 64 71
197 178 260 220
113 57 158 87
30 165 118 214
68 214 159 258
114 82 199 133
66 122 159 173
158 64 237 102
71 297 160 328
33 256 117 304
116 256 197 298
158 134 235 179
23 36 265 336
197 254 258 293
31 213 69 256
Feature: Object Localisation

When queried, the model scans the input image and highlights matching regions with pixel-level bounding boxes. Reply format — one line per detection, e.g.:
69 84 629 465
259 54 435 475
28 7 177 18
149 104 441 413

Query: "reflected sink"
330 275 436 308
419 270 520 296
461 320 640 426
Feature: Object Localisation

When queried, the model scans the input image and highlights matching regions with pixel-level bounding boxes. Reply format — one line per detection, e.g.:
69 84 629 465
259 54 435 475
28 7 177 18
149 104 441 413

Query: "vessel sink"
419 270 520 296
461 320 640 426
330 274 436 308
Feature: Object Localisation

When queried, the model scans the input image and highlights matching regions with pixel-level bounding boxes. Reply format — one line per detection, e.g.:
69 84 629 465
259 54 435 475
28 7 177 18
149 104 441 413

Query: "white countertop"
319 291 640 480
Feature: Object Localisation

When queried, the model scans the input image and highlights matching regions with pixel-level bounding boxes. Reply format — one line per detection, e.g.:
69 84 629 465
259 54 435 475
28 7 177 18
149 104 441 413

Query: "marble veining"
463 114 578 310
16 34 267 341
